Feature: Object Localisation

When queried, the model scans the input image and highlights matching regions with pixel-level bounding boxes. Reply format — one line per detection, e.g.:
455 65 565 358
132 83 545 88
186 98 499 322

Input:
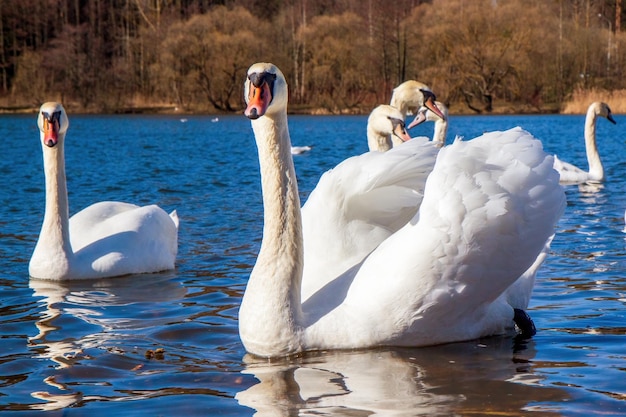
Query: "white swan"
239 63 565 358
408 100 449 147
366 104 412 152
553 101 616 184
29 102 179 280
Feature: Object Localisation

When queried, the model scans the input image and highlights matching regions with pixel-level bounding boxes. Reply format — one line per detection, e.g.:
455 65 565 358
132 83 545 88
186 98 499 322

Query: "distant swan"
291 145 312 155
238 63 565 358
554 101 616 184
408 100 449 147
29 102 179 280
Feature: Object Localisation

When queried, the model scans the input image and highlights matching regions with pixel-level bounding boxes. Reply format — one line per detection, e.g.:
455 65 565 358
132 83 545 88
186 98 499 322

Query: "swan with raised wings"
239 63 565 358
408 100 449 147
29 102 179 280
554 101 616 184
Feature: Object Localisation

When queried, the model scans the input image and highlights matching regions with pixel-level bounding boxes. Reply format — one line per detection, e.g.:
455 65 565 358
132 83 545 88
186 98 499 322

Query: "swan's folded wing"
417 127 566 305
69 202 178 275
341 127 566 344
303 137 438 235
300 138 439 299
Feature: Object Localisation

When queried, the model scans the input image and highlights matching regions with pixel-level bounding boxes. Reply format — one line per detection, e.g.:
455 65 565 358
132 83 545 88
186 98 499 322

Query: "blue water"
1 110 626 416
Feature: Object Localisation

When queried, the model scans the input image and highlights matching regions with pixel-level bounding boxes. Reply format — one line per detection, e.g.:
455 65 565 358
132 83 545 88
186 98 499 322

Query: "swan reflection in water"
237 338 570 416
27 272 186 411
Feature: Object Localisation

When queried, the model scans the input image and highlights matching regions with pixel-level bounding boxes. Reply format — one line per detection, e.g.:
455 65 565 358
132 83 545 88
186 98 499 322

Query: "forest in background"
0 0 625 114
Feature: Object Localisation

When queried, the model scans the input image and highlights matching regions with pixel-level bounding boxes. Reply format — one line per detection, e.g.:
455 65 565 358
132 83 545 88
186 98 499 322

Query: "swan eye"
387 116 405 130
419 88 437 102
248 71 277 88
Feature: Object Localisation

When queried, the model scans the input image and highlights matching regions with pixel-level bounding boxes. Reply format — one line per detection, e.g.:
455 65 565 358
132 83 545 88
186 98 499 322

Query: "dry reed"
563 88 626 114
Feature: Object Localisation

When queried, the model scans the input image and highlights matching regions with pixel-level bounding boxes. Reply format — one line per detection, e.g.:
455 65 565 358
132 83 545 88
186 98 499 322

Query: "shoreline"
1 100 615 116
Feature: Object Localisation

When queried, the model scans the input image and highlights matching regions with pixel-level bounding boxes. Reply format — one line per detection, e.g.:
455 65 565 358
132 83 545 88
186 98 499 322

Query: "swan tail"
169 210 180 229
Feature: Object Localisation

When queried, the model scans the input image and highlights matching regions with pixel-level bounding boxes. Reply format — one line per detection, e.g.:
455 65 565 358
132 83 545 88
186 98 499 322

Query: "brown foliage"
153 6 273 112
1 0 625 113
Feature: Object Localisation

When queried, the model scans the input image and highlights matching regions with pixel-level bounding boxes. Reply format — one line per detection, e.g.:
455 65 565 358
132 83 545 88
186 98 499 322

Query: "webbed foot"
513 308 536 339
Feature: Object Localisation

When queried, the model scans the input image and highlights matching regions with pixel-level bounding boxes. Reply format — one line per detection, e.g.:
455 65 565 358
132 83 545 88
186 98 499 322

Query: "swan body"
554 101 616 184
408 100 449 147
239 63 565 358
29 102 179 280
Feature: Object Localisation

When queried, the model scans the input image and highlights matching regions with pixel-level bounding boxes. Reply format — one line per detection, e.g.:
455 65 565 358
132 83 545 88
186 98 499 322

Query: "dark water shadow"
25 272 187 411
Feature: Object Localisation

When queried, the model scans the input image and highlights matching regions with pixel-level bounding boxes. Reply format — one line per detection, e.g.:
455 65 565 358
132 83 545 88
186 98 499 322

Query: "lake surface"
1 110 626 416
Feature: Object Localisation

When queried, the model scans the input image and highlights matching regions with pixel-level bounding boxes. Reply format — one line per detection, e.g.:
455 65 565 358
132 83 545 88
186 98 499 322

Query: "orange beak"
424 96 446 121
407 111 427 130
245 82 273 120
42 115 59 147
393 122 412 143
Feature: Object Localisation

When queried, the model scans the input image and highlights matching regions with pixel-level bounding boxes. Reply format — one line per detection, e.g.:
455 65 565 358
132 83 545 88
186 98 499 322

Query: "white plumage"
239 63 565 358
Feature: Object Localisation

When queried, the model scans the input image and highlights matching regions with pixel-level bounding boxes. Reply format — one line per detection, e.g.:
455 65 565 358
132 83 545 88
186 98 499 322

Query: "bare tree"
299 12 375 112
154 6 271 111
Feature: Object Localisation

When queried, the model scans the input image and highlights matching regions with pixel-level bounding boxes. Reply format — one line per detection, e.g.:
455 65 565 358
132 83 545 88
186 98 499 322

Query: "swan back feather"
301 137 439 299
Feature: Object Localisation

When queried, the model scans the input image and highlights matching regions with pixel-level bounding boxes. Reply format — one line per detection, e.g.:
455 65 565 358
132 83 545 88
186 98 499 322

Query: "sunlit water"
1 110 626 416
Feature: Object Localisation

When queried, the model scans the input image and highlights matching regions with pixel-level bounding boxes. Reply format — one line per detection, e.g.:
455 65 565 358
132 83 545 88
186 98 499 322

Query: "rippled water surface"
1 110 626 416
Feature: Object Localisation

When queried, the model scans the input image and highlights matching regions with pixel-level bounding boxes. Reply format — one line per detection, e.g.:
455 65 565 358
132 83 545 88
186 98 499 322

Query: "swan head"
390 80 446 123
368 105 411 146
407 100 449 129
244 62 288 120
591 102 617 124
37 102 69 148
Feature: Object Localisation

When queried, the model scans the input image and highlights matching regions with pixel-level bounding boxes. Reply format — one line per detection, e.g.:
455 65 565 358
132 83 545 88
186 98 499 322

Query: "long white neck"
432 119 448 148
239 111 305 357
584 106 603 180
30 136 73 278
367 126 392 151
